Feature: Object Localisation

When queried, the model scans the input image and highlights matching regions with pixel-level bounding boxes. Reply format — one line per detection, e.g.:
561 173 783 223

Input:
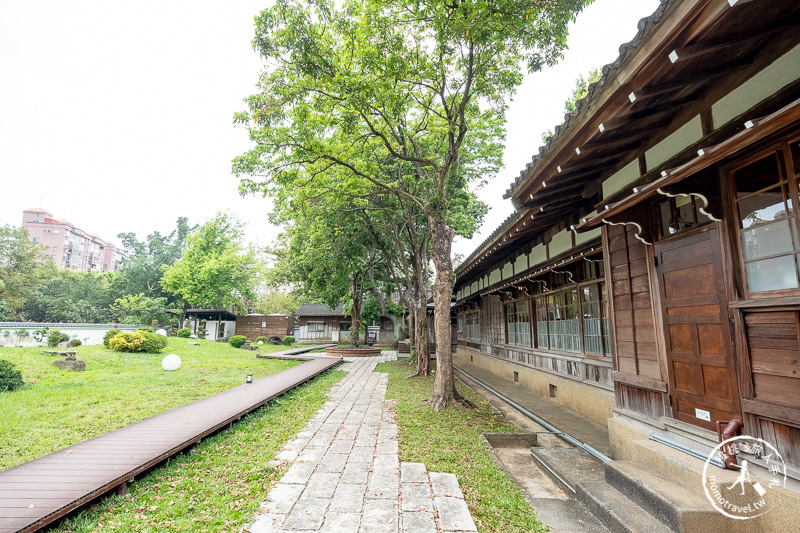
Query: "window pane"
738 187 789 229
745 255 799 292
548 290 581 353
741 219 794 260
536 297 548 349
582 285 604 355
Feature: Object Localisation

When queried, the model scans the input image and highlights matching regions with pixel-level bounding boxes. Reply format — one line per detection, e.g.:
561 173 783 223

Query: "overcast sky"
0 0 659 258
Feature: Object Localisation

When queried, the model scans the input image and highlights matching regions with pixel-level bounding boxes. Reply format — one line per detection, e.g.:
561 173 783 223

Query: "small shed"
166 309 237 340
235 314 294 342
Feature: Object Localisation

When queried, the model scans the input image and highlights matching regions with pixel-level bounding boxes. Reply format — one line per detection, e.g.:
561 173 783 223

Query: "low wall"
0 323 144 347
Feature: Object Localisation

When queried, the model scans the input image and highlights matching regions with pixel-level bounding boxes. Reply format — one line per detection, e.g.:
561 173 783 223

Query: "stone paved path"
248 353 478 533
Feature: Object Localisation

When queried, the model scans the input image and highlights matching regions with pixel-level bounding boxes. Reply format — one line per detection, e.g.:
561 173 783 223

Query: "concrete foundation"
455 347 614 427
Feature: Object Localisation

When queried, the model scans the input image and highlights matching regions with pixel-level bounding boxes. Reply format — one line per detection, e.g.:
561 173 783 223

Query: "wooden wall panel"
608 224 668 412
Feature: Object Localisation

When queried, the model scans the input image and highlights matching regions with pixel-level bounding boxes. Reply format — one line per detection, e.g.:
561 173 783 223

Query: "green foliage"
115 217 196 305
47 331 70 347
68 339 82 347
0 225 48 320
253 290 305 316
136 326 154 333
362 296 381 326
109 331 167 353
103 329 122 348
31 327 50 343
255 336 268 344
176 328 191 338
197 319 207 339
140 332 168 353
110 293 168 326
22 268 117 323
282 336 295 346
228 335 247 348
0 359 24 393
161 213 258 312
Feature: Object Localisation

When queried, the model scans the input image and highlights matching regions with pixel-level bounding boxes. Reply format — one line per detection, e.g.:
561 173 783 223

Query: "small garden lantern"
246 374 253 384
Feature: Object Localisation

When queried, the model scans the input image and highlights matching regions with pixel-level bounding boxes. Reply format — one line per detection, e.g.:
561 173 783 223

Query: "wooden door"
655 228 741 430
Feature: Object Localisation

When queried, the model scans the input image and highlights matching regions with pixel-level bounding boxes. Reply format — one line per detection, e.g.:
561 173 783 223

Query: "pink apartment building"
21 208 129 273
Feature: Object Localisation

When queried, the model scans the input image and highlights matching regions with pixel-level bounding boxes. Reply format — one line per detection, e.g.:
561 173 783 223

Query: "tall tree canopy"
235 0 591 409
161 213 258 312
0 225 46 320
116 217 195 305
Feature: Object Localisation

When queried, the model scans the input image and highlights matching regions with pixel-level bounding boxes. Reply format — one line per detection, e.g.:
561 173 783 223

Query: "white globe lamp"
162 354 182 371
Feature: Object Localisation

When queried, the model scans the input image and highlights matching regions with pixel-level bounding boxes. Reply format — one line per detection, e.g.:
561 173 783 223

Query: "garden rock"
53 354 86 372
57 341 71 348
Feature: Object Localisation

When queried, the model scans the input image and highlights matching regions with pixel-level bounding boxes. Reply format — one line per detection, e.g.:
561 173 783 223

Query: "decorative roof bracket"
601 204 654 245
655 170 722 222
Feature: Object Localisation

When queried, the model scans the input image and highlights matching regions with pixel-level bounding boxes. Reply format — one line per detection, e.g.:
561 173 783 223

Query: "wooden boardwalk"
0 355 341 533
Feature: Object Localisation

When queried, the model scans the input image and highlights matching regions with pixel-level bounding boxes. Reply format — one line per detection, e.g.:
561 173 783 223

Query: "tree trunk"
412 302 429 376
430 217 457 410
349 277 362 347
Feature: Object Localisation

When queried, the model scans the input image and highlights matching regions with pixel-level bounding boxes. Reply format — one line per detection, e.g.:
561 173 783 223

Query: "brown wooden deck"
0 356 340 533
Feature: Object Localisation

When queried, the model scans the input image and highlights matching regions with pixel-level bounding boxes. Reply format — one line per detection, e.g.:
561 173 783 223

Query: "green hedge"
229 335 247 348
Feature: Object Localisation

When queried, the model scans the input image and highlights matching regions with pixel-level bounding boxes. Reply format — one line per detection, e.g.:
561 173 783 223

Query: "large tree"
0 225 45 320
115 217 195 305
235 0 590 409
161 213 258 314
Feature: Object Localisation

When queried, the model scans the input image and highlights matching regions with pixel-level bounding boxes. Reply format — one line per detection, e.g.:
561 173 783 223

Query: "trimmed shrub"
283 336 295 346
255 336 268 344
47 331 70 347
176 328 191 338
140 332 168 353
103 329 122 348
229 335 247 348
136 326 154 333
68 339 82 347
0 359 24 392
109 331 168 353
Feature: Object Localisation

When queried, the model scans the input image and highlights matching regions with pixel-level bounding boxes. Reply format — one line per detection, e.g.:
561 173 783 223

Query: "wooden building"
235 314 294 342
455 0 800 521
296 303 397 345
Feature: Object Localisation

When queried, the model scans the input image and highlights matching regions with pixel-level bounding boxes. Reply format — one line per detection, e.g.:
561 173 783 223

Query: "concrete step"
529 447 604 495
604 461 729 533
576 480 673 533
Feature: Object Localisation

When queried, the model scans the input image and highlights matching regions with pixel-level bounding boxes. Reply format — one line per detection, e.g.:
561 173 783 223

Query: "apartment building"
21 208 128 273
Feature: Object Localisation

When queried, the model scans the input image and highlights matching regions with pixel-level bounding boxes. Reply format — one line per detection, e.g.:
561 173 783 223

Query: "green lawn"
0 338 296 470
376 360 546 533
50 368 346 533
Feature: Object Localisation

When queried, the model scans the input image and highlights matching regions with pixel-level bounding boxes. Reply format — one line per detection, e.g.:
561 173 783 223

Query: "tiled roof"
297 303 345 317
503 0 673 200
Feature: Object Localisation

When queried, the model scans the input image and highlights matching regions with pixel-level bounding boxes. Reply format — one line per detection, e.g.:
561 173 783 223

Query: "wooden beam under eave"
668 31 771 65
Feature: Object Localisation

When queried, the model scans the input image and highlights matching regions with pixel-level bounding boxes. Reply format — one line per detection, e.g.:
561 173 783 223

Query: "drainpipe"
716 417 744 469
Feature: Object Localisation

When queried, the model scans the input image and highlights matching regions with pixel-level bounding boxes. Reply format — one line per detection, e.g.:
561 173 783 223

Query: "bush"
68 339 82 347
283 336 295 346
176 328 191 338
103 329 122 348
136 326 154 333
255 336 268 344
47 331 70 347
140 332 168 353
109 331 168 353
229 335 247 348
0 359 24 392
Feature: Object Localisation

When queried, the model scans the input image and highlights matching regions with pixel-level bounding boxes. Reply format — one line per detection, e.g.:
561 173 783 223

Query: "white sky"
0 0 659 257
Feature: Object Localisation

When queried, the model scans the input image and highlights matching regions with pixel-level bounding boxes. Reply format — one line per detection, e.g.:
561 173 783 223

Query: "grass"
0 338 296 470
50 368 346 533
376 359 547 533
